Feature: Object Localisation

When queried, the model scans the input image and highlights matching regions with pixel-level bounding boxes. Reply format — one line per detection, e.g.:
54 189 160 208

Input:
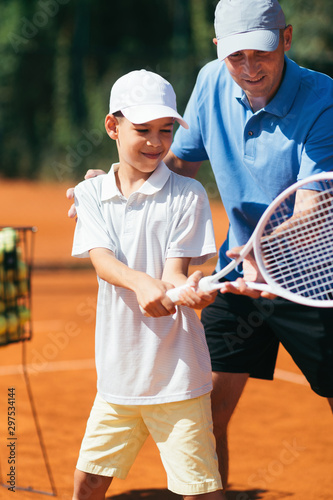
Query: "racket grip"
166 284 192 304
139 284 191 315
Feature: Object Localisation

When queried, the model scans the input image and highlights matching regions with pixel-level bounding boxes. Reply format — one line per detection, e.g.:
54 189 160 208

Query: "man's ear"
283 24 293 53
105 114 119 140
213 37 218 46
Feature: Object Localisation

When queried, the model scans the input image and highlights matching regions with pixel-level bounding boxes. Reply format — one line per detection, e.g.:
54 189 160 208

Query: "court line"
0 359 309 385
274 368 309 387
0 358 95 376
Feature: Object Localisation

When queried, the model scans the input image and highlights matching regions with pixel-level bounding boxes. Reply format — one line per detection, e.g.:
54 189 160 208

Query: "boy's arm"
89 247 177 317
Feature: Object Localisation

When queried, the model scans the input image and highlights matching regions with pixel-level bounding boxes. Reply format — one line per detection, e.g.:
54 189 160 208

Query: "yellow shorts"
76 392 222 496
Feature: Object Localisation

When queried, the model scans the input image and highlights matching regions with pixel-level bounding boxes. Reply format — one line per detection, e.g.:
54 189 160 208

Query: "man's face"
223 26 292 108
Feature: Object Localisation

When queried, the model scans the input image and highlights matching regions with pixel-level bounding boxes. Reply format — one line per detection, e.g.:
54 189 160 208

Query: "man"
68 0 333 492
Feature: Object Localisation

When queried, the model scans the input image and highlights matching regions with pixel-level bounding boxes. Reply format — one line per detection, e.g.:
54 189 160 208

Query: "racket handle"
139 284 192 315
166 284 193 304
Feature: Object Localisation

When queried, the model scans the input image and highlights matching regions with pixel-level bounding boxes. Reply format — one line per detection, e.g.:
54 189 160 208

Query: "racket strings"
259 183 333 300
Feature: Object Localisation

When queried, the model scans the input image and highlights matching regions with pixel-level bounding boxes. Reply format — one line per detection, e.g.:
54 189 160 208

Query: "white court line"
0 358 95 376
274 368 309 387
0 359 308 386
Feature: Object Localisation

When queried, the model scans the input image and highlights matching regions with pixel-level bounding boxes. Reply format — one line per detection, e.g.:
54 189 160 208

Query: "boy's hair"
113 111 124 118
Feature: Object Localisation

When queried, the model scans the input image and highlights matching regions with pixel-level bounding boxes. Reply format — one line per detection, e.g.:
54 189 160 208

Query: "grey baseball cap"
214 0 286 61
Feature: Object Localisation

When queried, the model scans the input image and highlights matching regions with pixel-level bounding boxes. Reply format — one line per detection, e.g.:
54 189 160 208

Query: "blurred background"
1 0 333 187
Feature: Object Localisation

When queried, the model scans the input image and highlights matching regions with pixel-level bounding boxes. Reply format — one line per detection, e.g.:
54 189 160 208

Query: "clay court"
0 180 332 500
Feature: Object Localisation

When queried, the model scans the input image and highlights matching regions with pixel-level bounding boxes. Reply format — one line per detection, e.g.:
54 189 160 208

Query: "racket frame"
169 172 333 308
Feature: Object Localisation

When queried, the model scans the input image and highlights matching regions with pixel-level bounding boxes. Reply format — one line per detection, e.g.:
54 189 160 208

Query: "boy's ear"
105 114 119 139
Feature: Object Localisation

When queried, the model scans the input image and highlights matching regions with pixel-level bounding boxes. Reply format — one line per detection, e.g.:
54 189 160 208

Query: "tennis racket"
166 172 333 308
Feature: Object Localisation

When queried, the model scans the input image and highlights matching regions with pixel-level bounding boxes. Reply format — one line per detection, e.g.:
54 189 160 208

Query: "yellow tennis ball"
1 228 17 252
6 312 18 334
17 261 28 281
0 265 5 281
4 282 17 301
0 315 6 335
5 269 15 282
18 279 29 296
18 305 31 325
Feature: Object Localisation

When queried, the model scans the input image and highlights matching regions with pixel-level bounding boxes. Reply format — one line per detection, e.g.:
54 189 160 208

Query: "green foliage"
280 0 333 71
0 0 332 185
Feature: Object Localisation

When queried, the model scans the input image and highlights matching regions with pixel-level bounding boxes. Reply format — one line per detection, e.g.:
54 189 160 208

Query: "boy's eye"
228 52 242 59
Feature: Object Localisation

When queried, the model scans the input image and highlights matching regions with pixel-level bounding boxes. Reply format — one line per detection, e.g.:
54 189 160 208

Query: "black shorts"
201 289 333 397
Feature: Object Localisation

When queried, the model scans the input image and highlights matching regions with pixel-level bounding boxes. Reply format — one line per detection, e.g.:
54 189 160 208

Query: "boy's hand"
176 271 217 310
66 169 107 219
222 247 277 300
135 275 177 317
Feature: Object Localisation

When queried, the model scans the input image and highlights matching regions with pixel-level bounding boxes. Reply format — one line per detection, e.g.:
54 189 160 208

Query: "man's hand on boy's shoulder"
66 169 107 219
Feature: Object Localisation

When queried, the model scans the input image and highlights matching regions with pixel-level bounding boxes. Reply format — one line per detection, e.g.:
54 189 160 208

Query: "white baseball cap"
214 0 286 61
109 70 188 129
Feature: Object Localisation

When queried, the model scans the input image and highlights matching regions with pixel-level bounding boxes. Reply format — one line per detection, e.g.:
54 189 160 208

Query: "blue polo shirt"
171 57 333 279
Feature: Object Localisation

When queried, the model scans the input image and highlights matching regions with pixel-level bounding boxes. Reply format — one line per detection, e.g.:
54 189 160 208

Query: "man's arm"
164 150 202 178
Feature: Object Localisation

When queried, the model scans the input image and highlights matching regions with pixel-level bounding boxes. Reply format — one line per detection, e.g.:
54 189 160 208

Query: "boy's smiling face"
106 114 174 180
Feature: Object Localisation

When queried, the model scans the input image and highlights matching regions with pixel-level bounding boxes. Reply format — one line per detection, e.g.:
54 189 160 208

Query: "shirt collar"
233 57 301 117
101 161 171 201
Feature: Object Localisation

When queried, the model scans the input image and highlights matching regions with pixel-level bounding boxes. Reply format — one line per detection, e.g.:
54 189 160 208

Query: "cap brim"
120 105 189 129
217 29 280 61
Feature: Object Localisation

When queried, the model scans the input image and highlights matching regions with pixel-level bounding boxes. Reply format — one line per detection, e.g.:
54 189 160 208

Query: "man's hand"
222 247 277 300
66 169 106 218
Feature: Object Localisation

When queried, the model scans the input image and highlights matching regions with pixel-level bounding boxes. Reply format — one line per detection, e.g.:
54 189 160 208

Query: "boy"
71 69 224 500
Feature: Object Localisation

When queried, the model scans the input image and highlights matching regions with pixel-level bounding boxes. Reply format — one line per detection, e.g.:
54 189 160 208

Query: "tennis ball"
5 268 15 282
0 315 6 334
17 260 28 281
4 282 17 301
6 312 18 334
18 305 31 325
18 279 29 296
0 315 7 345
1 228 17 252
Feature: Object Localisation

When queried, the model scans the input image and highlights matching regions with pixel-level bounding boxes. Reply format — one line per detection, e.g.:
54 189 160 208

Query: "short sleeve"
299 105 333 180
171 78 209 163
166 180 216 265
72 180 116 258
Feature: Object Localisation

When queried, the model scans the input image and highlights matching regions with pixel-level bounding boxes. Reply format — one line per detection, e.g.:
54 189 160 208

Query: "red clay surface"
0 179 332 500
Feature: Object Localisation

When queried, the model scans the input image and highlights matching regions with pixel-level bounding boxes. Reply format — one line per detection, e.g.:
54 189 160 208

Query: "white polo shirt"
72 162 216 405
